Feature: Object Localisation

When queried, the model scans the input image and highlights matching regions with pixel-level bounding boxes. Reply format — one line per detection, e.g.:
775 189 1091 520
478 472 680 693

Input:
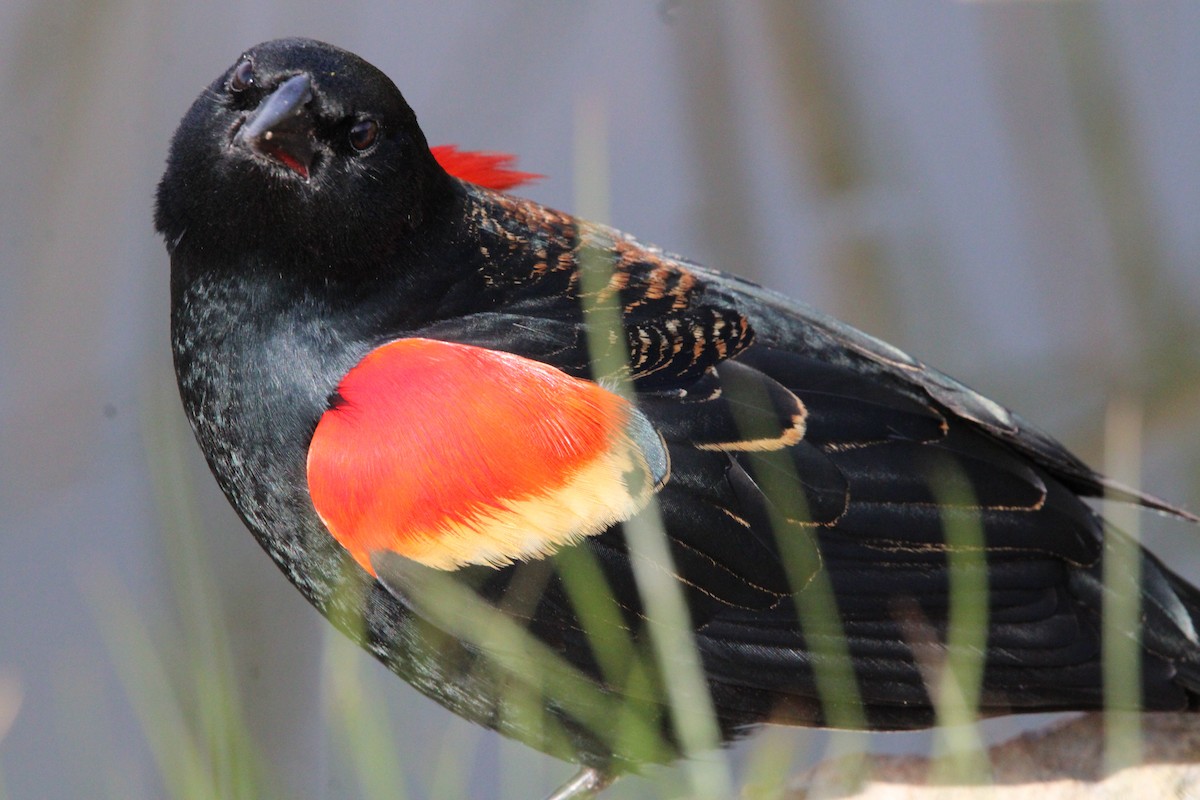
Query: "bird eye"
229 60 255 93
348 119 380 152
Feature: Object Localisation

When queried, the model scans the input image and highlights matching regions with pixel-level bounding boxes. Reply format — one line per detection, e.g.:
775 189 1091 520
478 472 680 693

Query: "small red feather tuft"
430 145 541 191
307 338 663 572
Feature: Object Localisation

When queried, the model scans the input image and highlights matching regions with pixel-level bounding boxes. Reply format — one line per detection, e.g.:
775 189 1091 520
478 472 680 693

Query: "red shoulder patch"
430 145 540 191
307 339 665 572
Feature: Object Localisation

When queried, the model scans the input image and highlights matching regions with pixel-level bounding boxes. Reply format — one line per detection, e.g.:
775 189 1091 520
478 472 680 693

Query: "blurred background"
2 1 1198 798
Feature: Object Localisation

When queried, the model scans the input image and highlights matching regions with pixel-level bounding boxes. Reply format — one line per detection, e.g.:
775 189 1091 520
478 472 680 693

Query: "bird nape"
156 37 1200 800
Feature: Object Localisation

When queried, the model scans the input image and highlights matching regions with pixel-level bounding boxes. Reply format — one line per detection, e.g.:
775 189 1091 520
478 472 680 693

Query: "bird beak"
235 73 316 179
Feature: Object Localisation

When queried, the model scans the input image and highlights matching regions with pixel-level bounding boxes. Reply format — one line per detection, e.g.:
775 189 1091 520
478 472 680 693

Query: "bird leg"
543 766 614 800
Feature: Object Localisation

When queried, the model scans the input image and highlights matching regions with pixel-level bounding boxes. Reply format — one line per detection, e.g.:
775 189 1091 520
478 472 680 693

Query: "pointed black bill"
235 73 315 177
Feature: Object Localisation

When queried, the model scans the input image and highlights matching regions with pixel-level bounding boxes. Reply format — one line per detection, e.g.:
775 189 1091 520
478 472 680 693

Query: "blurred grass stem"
574 94 733 799
1102 396 1143 773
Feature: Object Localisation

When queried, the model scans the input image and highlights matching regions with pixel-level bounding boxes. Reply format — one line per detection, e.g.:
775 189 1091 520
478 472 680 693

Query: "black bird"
156 37 1200 799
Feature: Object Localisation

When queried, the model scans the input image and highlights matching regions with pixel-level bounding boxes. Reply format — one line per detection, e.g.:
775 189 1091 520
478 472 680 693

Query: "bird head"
155 38 452 268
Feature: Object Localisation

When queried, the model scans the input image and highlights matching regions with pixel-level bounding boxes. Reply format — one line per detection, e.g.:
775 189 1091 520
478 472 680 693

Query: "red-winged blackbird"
156 37 1199 799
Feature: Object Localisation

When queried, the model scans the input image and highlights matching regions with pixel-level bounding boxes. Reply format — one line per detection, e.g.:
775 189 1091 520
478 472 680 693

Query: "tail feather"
1097 476 1200 524
1140 555 1200 703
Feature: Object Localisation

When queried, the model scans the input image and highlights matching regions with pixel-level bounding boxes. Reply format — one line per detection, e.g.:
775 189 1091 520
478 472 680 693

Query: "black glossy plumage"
157 37 1200 785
